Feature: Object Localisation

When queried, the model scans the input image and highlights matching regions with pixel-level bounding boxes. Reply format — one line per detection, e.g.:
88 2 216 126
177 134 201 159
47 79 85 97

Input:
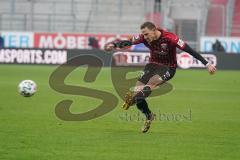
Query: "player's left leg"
140 68 176 132
122 79 156 133
124 65 176 133
138 74 165 133
134 81 154 122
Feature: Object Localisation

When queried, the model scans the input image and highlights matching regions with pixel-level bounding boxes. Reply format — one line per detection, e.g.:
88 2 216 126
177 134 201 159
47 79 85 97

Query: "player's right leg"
122 63 160 110
122 80 144 110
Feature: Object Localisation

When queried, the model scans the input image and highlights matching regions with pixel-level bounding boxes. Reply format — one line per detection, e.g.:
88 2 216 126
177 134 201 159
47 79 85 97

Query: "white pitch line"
174 87 240 93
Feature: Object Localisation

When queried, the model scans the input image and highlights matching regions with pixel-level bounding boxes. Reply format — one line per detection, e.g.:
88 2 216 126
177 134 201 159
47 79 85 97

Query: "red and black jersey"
131 28 186 68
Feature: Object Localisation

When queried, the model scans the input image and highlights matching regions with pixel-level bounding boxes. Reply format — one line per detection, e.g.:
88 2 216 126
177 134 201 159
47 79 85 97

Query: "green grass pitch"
0 64 240 160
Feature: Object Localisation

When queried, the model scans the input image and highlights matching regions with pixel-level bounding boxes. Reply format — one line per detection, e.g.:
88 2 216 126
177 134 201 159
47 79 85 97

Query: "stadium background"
0 0 240 160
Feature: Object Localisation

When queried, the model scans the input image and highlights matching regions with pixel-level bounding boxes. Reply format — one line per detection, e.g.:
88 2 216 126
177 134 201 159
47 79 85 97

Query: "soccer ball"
18 80 37 97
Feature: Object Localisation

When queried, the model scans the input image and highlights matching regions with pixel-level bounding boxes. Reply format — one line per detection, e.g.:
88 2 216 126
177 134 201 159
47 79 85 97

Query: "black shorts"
138 63 176 84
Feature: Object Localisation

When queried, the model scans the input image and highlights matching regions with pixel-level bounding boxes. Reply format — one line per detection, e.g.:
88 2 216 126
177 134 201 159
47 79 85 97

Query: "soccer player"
104 22 216 133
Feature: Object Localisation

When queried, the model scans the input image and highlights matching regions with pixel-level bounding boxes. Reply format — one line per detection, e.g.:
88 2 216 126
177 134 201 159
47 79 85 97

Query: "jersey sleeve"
130 34 145 45
168 32 186 50
182 44 208 65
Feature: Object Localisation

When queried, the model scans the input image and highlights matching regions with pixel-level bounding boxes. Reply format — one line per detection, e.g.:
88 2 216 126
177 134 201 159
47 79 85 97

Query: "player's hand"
206 63 217 75
104 43 115 52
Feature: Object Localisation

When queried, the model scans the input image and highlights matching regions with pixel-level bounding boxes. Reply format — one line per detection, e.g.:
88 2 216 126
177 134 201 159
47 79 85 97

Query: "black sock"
131 86 152 105
136 99 152 120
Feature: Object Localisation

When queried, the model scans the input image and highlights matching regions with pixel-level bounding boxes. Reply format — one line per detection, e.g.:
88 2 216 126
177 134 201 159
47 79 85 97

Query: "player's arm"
104 39 132 52
182 43 217 74
170 32 216 74
104 35 144 52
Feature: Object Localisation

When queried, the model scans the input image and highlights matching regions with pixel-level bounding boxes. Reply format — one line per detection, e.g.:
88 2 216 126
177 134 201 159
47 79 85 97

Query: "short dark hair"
140 22 156 30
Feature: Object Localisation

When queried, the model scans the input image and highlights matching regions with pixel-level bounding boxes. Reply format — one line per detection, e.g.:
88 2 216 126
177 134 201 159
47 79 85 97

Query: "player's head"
140 22 158 43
